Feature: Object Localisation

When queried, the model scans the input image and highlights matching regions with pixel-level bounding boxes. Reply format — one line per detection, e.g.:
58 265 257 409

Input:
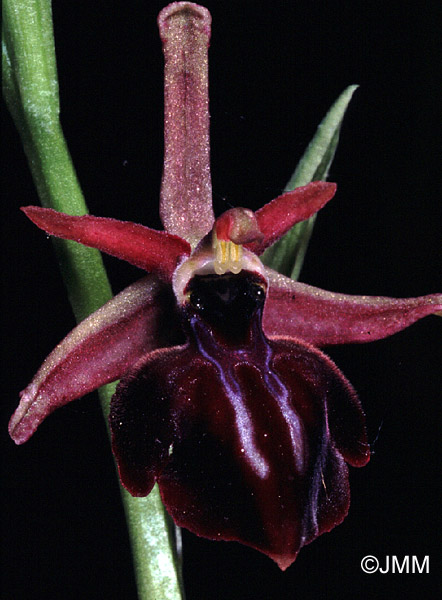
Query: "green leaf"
261 85 358 279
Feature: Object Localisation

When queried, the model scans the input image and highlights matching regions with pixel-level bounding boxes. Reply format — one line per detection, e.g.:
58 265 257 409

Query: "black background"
2 1 441 599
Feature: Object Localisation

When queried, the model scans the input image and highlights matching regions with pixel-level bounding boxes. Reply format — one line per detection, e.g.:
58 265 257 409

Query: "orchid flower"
9 2 442 571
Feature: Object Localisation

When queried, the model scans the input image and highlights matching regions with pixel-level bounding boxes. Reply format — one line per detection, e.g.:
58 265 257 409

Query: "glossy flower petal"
22 207 190 281
110 271 369 570
264 268 442 345
247 181 337 255
9 276 179 444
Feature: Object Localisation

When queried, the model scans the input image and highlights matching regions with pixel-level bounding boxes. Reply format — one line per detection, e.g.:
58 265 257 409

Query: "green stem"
3 1 183 598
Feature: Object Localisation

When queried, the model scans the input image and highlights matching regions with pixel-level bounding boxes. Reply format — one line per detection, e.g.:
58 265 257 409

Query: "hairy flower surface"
9 2 442 569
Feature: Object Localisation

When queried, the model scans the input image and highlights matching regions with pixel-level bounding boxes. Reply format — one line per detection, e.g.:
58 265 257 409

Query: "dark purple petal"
158 3 214 244
264 268 442 346
110 289 368 569
9 276 179 444
246 182 337 255
22 207 190 281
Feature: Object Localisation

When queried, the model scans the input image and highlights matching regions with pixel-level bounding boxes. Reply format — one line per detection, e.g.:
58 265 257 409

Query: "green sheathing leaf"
261 85 358 279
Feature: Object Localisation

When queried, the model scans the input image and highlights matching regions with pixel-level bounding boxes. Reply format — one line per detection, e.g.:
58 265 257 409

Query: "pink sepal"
9 276 176 444
264 268 442 346
158 3 214 245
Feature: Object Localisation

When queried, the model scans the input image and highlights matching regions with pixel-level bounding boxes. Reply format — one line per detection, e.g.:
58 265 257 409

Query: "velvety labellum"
110 272 369 569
